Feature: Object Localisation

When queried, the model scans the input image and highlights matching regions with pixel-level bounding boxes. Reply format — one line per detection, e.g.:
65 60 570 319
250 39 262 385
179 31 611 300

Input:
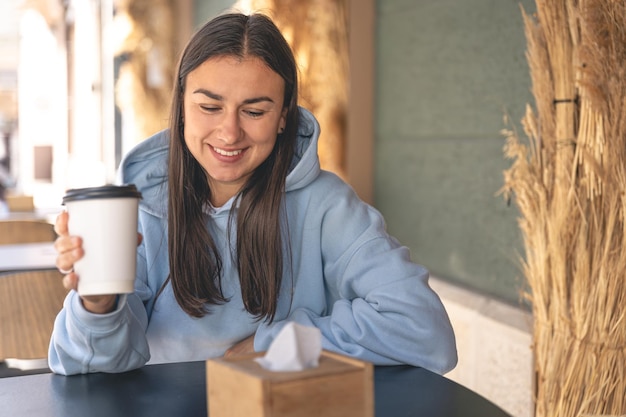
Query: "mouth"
210 145 247 162
213 146 243 157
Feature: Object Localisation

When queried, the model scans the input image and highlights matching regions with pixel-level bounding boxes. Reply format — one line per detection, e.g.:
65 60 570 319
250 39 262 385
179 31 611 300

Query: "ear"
278 108 287 134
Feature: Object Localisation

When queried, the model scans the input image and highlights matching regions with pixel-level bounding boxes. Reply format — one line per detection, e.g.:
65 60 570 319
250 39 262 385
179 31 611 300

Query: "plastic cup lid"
62 184 142 204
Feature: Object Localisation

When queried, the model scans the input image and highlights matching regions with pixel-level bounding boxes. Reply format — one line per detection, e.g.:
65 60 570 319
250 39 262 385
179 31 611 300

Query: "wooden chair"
0 220 57 245
0 220 62 376
0 269 69 376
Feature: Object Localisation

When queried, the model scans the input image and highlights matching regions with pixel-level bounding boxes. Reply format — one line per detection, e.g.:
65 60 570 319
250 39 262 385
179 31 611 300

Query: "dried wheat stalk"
503 1 626 416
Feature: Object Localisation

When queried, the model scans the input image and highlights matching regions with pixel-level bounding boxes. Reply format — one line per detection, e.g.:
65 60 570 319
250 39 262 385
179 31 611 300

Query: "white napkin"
255 322 322 372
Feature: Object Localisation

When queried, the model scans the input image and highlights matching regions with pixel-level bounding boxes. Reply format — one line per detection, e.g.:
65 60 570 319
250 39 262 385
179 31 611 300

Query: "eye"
243 109 265 118
200 105 220 113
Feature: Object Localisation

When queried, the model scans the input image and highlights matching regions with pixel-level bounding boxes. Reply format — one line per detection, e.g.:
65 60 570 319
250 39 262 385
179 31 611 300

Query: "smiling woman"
48 12 457 378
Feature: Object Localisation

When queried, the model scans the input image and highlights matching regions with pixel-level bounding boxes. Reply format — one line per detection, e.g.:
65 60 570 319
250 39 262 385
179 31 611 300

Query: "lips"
213 147 243 157
210 145 247 162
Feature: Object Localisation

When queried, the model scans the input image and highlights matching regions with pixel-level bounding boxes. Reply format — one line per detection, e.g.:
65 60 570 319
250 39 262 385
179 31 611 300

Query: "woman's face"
183 55 287 206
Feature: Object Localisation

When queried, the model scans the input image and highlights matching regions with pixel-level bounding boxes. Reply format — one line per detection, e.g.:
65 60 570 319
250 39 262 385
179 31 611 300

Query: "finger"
54 235 82 254
58 265 74 274
62 272 79 292
55 245 84 273
54 211 69 236
137 233 143 246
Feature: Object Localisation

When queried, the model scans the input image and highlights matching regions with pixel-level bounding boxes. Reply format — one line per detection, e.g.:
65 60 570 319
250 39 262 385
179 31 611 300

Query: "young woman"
51 12 457 375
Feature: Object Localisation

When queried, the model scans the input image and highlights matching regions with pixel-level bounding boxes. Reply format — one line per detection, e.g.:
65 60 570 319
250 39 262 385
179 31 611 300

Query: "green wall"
375 0 535 306
193 0 237 28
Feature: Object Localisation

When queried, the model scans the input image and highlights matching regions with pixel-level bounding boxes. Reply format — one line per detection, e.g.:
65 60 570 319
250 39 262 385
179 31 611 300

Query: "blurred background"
0 1 536 415
0 0 352 208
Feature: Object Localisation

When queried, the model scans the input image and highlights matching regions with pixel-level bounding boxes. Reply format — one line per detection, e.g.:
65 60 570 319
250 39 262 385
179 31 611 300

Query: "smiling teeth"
214 147 242 157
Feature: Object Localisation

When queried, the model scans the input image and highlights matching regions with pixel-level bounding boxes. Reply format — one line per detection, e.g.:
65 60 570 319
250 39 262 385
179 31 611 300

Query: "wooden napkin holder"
206 350 374 417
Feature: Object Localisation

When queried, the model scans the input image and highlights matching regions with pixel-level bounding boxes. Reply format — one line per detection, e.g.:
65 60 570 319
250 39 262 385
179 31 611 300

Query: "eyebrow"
192 88 275 105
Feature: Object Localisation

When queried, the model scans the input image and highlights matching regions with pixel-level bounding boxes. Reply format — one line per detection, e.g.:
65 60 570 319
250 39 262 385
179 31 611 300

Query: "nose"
217 110 242 144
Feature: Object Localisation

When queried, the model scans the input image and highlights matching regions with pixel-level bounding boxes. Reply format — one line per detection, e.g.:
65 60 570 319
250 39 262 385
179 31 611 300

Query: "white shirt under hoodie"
49 108 457 375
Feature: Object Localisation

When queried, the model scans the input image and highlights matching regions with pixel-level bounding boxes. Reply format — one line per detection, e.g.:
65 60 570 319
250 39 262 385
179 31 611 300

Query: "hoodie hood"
285 107 321 192
117 130 169 218
118 107 322 218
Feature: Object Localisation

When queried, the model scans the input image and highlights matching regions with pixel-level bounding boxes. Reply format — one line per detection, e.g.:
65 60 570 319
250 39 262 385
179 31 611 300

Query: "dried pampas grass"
502 1 626 416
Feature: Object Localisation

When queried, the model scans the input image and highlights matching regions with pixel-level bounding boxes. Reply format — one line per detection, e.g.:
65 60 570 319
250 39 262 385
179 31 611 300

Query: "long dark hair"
166 13 299 320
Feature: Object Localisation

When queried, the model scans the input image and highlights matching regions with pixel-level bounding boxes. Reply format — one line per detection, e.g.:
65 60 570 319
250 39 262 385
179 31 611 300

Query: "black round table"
0 361 510 416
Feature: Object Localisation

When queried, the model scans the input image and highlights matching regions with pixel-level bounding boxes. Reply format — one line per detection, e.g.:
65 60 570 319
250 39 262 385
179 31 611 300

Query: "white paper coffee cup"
62 184 142 296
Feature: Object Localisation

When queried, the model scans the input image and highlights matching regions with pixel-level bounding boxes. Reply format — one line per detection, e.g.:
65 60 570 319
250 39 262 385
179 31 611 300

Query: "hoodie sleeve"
48 292 151 375
254 174 458 375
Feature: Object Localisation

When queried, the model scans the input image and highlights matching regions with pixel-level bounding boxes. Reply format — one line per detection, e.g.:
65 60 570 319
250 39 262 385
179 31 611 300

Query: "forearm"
254 297 457 374
255 241 457 374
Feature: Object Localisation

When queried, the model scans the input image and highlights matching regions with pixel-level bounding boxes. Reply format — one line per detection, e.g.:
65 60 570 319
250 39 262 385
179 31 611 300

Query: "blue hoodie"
49 108 457 375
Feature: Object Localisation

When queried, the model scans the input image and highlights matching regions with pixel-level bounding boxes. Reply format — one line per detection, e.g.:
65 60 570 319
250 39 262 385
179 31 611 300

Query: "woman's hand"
224 335 256 357
53 211 121 314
